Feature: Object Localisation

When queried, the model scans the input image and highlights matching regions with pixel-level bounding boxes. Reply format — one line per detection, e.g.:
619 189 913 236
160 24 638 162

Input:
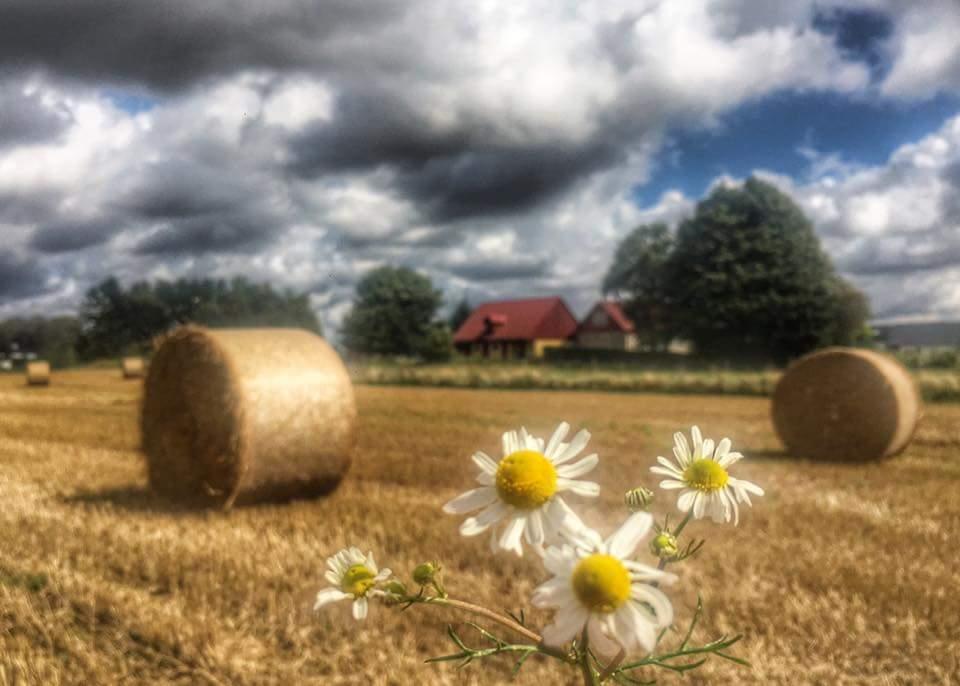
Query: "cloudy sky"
1 0 959 331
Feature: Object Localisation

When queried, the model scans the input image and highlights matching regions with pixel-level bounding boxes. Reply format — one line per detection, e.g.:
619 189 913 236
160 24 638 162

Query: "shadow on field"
742 448 790 460
62 486 201 514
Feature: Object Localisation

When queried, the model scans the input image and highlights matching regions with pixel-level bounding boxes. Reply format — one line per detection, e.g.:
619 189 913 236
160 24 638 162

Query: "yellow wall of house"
532 339 567 358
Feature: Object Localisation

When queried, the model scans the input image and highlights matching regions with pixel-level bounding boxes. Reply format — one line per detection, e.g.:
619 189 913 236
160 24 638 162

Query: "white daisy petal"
631 584 674 627
656 455 684 474
718 450 744 467
736 478 765 496
499 515 527 556
544 422 570 460
556 453 598 479
524 509 546 546
543 606 588 647
531 577 574 608
552 429 591 465
588 616 620 658
701 438 715 460
472 451 498 475
460 502 508 536
442 487 498 515
314 587 349 610
352 596 368 620
658 478 686 490
677 489 697 513
715 438 731 459
693 491 707 519
615 602 657 654
691 426 703 456
673 431 690 464
557 478 600 497
650 465 683 478
324 570 339 586
606 512 653 559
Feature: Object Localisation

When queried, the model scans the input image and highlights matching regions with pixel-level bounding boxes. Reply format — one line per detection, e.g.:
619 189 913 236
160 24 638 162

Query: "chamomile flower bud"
650 531 679 560
384 580 408 597
413 562 440 586
624 487 655 512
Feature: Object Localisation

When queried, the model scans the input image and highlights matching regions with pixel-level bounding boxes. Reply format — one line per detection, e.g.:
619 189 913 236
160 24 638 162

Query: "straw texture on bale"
121 356 146 379
772 347 921 462
141 327 356 508
25 361 50 386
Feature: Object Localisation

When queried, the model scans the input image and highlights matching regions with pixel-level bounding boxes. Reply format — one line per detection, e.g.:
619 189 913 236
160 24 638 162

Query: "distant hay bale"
772 347 921 462
25 361 51 387
141 327 356 508
121 356 146 379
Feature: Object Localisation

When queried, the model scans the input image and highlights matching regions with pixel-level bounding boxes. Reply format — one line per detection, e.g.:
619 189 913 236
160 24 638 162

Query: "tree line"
1 178 871 368
339 178 870 364
0 277 321 366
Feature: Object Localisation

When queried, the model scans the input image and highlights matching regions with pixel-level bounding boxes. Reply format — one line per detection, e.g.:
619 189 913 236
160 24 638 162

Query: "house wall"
577 331 637 351
532 338 567 358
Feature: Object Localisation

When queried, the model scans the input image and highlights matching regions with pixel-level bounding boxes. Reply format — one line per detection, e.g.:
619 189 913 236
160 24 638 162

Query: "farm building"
453 297 578 359
576 300 638 351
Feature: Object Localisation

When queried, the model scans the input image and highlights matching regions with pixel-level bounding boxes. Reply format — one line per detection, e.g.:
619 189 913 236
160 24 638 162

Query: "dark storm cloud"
0 0 407 91
0 253 50 301
114 160 259 219
134 213 280 255
0 81 71 146
449 257 550 282
842 240 960 275
290 90 621 221
30 216 119 253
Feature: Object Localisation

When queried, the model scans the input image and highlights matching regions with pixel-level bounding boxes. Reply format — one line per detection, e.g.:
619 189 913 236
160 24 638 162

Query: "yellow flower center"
571 554 631 613
495 450 558 509
683 458 729 491
341 564 376 597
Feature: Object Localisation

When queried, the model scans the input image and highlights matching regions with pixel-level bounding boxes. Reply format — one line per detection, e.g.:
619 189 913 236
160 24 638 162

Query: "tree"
448 297 473 332
341 266 444 356
665 177 848 363
0 316 81 368
602 223 675 349
76 277 322 359
823 276 872 346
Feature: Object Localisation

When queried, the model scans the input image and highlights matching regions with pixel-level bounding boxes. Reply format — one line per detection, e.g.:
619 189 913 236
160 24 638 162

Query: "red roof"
454 297 578 343
577 301 635 334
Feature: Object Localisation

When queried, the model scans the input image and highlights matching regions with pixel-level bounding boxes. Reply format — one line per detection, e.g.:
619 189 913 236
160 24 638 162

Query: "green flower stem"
579 630 600 686
672 510 694 539
418 596 544 645
597 647 626 682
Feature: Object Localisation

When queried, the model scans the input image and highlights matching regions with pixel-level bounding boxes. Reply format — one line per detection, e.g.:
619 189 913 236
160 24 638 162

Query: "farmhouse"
453 296 578 359
576 300 638 351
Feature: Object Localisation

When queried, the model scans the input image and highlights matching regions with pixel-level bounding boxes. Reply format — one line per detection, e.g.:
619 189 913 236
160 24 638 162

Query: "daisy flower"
443 422 600 556
532 512 675 657
651 426 764 525
314 547 391 621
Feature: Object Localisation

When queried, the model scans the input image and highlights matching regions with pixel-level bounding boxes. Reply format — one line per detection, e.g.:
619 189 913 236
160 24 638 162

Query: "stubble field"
0 369 958 685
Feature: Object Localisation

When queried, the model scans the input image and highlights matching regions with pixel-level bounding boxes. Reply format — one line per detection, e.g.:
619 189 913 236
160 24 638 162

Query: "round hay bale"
25 361 51 387
772 347 921 462
121 356 146 379
141 326 356 508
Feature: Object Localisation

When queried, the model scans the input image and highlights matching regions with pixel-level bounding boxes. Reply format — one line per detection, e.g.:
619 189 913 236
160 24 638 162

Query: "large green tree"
341 266 444 356
665 177 864 362
602 222 675 349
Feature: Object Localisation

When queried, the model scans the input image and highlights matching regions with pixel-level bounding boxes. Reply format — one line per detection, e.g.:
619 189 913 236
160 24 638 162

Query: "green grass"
350 361 960 402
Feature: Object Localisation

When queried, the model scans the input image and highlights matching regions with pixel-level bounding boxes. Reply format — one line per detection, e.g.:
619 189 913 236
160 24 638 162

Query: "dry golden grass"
0 369 958 685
